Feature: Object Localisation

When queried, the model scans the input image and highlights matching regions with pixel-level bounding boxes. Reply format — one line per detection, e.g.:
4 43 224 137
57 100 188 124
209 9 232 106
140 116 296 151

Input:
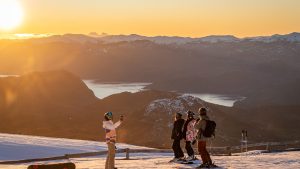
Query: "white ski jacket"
194 115 210 141
103 120 122 143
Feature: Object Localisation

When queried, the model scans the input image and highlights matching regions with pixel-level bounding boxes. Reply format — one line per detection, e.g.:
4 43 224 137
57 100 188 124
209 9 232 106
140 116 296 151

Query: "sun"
0 0 23 30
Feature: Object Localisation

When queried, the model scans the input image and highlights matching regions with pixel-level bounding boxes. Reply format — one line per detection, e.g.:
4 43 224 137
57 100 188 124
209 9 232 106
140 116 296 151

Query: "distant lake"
83 80 151 99
185 93 246 107
84 80 245 107
1 76 244 107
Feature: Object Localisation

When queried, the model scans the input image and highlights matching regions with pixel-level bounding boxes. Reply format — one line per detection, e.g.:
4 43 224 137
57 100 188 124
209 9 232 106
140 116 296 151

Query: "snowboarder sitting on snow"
194 107 217 168
103 112 123 169
171 112 185 162
182 110 197 161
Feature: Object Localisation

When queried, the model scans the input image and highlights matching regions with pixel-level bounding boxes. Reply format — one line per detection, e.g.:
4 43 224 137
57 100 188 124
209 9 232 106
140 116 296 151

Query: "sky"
1 0 300 38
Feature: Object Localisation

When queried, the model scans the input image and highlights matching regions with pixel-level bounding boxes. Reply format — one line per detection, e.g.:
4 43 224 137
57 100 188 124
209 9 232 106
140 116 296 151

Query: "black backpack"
203 120 216 137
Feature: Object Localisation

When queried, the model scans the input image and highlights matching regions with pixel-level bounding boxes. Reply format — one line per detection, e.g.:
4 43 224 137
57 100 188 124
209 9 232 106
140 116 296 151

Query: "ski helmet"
104 112 113 120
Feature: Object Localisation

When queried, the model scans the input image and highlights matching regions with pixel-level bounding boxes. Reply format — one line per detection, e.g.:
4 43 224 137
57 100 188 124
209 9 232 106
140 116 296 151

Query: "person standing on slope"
194 107 213 168
103 112 124 169
182 110 197 161
171 112 185 162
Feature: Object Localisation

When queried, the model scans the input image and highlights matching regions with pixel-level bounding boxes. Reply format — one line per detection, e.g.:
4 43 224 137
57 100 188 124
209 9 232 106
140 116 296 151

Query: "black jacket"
171 118 185 140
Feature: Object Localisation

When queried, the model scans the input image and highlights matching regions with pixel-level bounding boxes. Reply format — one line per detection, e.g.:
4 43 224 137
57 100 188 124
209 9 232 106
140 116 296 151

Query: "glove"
120 115 124 121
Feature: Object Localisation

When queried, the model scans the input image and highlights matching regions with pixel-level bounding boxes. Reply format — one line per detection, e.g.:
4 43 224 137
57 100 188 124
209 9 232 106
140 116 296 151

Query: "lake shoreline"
83 80 246 107
0 75 246 107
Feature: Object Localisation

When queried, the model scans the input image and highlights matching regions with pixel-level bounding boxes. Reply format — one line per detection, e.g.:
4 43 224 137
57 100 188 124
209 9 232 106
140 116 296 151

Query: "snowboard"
180 160 194 164
27 162 75 169
169 159 195 164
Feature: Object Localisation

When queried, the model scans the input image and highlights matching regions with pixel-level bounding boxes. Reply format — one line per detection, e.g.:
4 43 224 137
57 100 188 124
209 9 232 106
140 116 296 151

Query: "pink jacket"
186 119 197 142
103 120 121 143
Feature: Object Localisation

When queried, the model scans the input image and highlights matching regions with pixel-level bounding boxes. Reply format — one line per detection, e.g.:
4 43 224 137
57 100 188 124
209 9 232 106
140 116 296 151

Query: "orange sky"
1 0 300 38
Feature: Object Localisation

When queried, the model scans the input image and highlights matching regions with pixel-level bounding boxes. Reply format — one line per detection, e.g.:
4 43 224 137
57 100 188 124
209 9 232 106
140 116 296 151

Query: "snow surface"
0 133 149 161
1 133 300 169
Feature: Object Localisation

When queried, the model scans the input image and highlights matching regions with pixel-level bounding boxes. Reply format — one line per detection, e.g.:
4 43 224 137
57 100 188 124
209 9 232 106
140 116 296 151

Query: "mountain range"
14 32 300 44
0 71 299 148
1 32 299 96
0 33 299 147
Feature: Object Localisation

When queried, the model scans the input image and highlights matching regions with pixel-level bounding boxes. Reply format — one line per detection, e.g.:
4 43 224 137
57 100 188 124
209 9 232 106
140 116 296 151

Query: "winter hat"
176 112 183 117
199 107 207 116
186 110 195 117
104 111 113 120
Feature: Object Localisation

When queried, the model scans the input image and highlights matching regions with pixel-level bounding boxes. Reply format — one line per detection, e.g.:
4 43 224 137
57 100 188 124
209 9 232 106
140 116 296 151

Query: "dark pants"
185 141 194 156
198 141 212 164
172 139 184 158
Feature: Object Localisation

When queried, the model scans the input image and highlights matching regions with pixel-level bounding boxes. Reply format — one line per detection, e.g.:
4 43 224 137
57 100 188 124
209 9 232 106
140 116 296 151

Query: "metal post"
241 129 248 153
125 148 130 160
226 146 232 156
266 143 270 152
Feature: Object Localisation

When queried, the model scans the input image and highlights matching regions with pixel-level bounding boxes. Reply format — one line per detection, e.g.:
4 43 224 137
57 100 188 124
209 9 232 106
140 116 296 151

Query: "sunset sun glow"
0 0 23 30
0 0 300 37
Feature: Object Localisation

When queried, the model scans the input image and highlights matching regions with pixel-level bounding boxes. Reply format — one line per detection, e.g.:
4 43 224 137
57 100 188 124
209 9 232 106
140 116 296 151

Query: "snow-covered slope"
1 133 300 169
0 133 148 161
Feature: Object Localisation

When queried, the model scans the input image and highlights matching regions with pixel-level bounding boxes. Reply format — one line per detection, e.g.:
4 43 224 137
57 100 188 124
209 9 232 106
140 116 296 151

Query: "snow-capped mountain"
25 32 300 44
197 35 240 43
245 32 300 43
99 34 146 43
97 32 300 43
32 34 99 44
99 32 300 44
144 95 205 138
100 34 240 44
100 34 194 44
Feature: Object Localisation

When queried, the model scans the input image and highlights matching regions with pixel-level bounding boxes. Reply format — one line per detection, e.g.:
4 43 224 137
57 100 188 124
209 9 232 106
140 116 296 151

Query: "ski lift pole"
245 130 248 153
245 130 248 152
241 129 248 153
241 130 243 153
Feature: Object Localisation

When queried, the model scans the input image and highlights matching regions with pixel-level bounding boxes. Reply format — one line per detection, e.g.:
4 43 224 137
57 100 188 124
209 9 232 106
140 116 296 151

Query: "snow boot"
185 155 195 161
196 162 210 168
209 163 219 168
